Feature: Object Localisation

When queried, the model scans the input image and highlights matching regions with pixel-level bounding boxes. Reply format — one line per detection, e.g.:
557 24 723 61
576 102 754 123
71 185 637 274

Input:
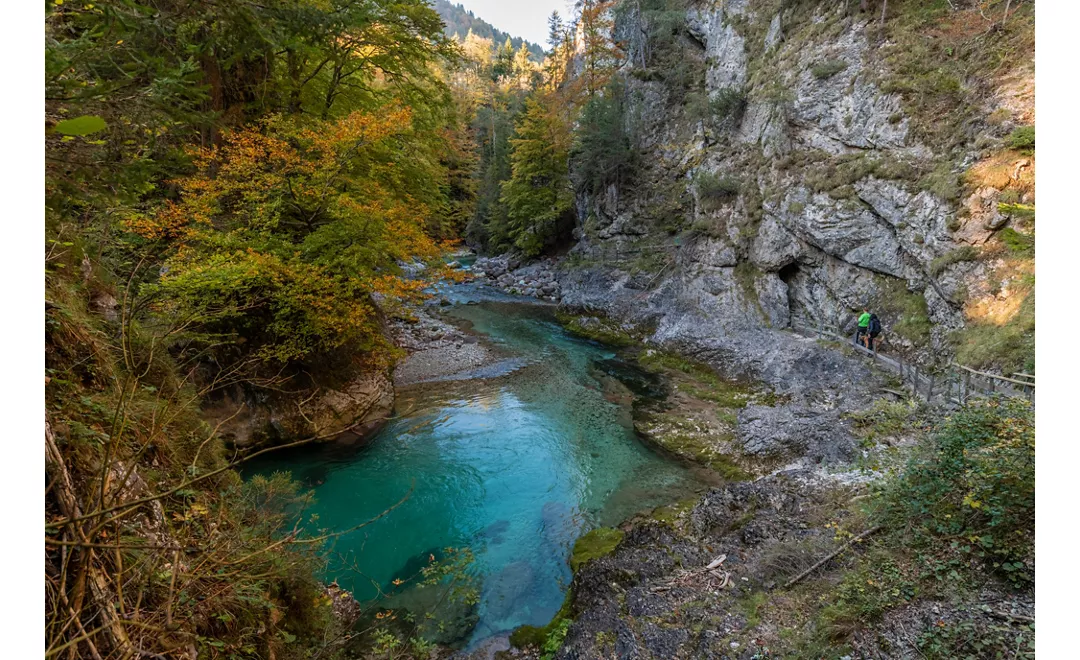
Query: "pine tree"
501 96 574 257
578 0 624 98
548 11 565 51
573 76 638 196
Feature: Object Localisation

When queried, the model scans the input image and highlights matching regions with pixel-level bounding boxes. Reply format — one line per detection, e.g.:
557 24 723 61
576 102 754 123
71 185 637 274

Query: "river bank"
244 277 730 655
448 254 1032 660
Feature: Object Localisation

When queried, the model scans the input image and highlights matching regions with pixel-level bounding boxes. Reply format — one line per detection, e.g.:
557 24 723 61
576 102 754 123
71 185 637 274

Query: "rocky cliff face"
203 361 394 448
560 0 1035 370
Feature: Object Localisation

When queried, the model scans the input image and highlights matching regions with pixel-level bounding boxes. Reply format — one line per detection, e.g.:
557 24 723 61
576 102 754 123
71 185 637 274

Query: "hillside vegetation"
43 0 1035 657
45 0 469 657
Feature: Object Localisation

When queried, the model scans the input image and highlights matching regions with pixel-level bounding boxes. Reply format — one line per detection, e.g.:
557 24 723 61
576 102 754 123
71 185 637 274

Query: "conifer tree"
501 96 574 257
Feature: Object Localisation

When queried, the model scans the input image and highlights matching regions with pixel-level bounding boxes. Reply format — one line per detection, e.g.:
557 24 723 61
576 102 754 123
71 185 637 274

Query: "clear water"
245 283 711 646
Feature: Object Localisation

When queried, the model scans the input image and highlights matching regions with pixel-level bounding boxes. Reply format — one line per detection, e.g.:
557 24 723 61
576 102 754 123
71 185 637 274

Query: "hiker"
867 312 882 352
855 308 871 348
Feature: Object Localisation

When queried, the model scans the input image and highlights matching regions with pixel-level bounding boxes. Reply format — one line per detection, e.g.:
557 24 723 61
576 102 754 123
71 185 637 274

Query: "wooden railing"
790 321 1034 404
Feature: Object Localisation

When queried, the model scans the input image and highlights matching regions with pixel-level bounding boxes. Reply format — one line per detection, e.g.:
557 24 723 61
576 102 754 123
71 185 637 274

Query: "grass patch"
953 285 1034 374
816 549 918 640
740 591 770 628
570 527 625 572
846 398 924 442
678 382 752 408
919 162 962 202
649 430 750 480
758 535 838 584
928 246 980 276
810 59 848 79
875 0 1034 154
638 350 721 385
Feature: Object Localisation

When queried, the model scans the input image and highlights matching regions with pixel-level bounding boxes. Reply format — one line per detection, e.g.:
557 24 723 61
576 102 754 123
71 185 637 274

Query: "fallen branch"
988 610 1035 624
783 525 883 589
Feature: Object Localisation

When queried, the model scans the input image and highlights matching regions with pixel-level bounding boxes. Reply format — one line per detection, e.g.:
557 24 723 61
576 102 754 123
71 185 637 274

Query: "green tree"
501 96 575 257
572 77 639 197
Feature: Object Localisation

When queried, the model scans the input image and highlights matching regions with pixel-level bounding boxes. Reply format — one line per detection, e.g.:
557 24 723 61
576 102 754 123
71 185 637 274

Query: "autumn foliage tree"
128 109 443 366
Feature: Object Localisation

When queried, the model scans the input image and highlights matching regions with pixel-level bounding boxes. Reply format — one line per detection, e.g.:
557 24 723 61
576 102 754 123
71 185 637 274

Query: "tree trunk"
287 49 303 114
199 53 225 147
46 419 135 658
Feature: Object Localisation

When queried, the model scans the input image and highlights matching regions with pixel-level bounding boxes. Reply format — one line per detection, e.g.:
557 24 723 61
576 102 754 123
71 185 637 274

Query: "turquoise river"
246 281 713 647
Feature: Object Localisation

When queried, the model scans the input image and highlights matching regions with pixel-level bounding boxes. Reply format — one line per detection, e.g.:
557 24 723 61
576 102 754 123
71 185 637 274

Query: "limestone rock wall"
561 0 1035 367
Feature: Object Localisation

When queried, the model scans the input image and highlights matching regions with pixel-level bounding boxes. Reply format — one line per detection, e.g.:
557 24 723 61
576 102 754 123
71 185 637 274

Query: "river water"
246 282 711 647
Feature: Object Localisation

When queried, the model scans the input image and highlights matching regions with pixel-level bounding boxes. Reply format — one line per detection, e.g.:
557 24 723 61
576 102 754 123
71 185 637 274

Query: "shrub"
710 86 748 125
929 246 980 276
877 279 931 344
882 398 1034 586
811 59 848 79
1006 125 1035 153
998 202 1036 221
999 227 1034 255
695 171 740 210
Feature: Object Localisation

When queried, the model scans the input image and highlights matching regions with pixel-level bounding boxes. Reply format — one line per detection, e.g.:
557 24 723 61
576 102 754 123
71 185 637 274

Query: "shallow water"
245 284 711 645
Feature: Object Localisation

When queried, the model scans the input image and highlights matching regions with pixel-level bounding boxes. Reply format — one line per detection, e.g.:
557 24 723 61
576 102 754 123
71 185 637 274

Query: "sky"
451 0 574 46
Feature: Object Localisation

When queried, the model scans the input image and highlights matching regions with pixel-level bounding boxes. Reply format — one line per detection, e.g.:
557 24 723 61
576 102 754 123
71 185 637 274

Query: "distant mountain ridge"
431 0 545 60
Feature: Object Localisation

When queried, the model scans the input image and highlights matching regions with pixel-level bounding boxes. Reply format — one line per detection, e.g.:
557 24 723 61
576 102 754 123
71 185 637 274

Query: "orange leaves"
123 200 201 241
138 106 453 365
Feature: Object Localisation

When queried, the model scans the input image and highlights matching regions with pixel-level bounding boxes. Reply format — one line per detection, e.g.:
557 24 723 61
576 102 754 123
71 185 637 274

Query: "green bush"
710 87 748 125
928 246 980 276
883 398 1034 586
1006 125 1035 153
811 59 848 79
877 279 931 345
999 227 1034 255
695 171 740 210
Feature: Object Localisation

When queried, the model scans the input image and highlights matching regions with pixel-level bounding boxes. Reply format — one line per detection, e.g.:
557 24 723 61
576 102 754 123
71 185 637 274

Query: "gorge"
44 0 1035 658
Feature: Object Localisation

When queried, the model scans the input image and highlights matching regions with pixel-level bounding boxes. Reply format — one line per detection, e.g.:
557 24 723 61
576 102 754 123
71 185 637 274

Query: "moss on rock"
556 311 637 346
570 527 626 573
